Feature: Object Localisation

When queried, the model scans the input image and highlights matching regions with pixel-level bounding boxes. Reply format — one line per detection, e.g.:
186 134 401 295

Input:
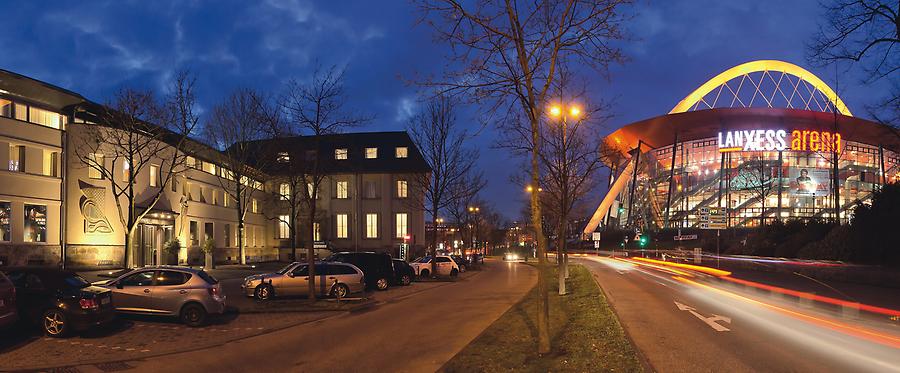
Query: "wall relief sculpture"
79 180 113 233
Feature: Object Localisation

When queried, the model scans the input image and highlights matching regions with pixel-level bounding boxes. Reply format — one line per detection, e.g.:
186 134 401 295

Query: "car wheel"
376 277 389 291
180 303 208 327
43 309 68 337
400 274 412 286
420 269 430 278
255 284 274 300
450 269 459 278
331 284 350 298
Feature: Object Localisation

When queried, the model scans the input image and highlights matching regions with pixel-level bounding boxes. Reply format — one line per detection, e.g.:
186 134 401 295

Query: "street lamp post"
548 103 581 291
467 206 480 257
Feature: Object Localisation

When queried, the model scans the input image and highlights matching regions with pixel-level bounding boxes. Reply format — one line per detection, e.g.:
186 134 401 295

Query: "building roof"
0 69 86 109
240 131 433 175
605 108 900 155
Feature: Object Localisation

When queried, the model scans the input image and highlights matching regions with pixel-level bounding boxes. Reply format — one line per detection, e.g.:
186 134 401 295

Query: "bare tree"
408 95 485 274
281 65 370 300
808 0 899 125
73 72 198 268
207 88 278 266
418 0 630 353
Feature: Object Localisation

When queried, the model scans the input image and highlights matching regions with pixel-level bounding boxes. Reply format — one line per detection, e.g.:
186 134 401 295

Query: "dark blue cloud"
0 0 890 219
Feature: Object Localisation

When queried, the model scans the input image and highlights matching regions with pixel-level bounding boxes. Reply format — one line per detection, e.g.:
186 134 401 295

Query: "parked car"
94 266 224 327
325 252 395 290
450 255 470 272
5 268 114 337
242 262 365 300
0 271 18 330
409 256 460 278
391 259 415 286
504 252 521 261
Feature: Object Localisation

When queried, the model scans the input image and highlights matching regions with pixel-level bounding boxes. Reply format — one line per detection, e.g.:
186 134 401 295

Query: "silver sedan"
242 262 365 300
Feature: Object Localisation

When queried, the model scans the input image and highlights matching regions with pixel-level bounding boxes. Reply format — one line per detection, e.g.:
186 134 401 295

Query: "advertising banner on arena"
788 168 830 196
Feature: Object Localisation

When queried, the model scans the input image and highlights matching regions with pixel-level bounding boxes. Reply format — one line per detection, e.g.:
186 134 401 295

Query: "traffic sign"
592 232 602 241
594 240 600 249
674 234 698 241
699 207 726 229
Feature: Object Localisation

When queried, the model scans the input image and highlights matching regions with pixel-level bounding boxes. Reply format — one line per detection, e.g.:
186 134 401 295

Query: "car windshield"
277 263 296 275
63 275 91 289
414 257 432 263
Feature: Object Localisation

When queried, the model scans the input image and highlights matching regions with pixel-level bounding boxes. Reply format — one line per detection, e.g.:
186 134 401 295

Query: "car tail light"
80 298 99 310
208 286 220 297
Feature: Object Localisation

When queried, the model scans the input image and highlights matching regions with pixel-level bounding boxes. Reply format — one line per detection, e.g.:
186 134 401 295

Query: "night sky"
2 0 892 219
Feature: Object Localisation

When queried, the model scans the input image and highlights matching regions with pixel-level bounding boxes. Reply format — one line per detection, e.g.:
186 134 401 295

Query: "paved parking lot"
0 266 482 371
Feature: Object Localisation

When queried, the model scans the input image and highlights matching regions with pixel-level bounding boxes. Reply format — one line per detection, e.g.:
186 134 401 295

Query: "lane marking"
674 300 732 332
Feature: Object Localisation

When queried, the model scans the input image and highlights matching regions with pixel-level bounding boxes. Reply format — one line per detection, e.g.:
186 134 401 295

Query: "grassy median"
442 264 642 372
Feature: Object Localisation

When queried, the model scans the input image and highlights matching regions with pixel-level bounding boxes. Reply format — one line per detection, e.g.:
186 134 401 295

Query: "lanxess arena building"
583 60 900 235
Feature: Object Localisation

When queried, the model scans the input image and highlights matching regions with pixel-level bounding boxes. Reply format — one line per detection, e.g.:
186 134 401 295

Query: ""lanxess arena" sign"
717 129 842 153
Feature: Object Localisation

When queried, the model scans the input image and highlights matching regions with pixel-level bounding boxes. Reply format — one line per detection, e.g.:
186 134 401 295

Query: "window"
395 147 408 158
364 181 378 199
204 162 216 175
307 182 316 198
171 175 178 192
278 215 290 239
0 99 10 117
120 271 154 287
252 199 258 213
279 183 290 200
212 189 218 205
190 221 198 246
156 271 191 286
336 214 348 239
277 152 290 162
365 147 378 159
395 213 408 238
335 148 348 160
224 224 231 247
0 202 10 242
313 222 321 241
204 222 214 241
397 180 408 198
149 164 159 187
435 257 452 263
365 213 378 238
223 194 229 207
336 181 349 199
29 106 63 129
291 265 309 277
24 204 47 243
14 103 26 121
186 156 197 169
43 151 58 177
122 160 130 182
8 145 23 172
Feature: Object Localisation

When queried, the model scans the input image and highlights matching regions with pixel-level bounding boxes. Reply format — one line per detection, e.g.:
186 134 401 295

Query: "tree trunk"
529 115 550 354
557 221 566 295
237 186 246 265
307 200 317 300
430 206 438 277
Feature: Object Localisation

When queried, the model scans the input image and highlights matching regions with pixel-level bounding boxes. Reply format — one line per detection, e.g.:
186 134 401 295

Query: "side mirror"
287 272 294 278
115 282 124 289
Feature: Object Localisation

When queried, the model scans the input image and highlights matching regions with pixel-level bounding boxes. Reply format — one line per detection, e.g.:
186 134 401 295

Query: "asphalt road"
577 256 900 373
107 259 536 373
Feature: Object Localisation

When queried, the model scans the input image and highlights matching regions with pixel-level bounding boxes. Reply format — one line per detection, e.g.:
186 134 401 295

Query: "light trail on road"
583 255 900 372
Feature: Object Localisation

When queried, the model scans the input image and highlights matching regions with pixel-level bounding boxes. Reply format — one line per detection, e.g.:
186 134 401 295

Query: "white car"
409 256 460 278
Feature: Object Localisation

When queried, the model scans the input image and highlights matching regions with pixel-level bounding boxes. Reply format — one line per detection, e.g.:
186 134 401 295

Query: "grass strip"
442 264 642 372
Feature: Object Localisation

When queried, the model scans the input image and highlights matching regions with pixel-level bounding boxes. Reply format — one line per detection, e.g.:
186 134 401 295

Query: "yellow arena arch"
669 60 853 116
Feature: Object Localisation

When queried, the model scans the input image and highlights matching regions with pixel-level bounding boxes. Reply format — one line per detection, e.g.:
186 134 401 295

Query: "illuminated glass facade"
608 137 899 228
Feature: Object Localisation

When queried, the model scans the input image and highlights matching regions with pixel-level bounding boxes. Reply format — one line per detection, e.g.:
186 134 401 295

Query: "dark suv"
325 252 395 290
5 268 115 337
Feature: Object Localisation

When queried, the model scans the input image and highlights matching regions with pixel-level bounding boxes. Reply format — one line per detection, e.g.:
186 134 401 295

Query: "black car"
391 259 415 286
325 252 395 290
450 255 470 272
5 268 115 337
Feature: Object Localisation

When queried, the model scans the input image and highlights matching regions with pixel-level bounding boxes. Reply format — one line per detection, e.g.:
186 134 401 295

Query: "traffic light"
618 206 625 214
639 235 648 247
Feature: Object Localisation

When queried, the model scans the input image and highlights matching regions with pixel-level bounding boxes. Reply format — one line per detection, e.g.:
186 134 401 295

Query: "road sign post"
699 208 727 268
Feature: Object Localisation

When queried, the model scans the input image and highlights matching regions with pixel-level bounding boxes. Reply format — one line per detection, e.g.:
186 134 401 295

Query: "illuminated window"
14 103 26 121
0 99 10 117
42 150 58 177
204 162 216 175
364 181 377 199
223 193 229 207
365 213 378 238
335 148 348 160
8 145 23 172
29 106 64 129
313 222 321 241
252 199 258 213
307 182 316 198
397 180 408 198
336 214 348 239
395 147 408 158
149 164 159 187
365 147 377 159
278 215 290 239
336 181 349 199
185 156 197 169
277 152 290 162
122 160 130 182
88 153 103 179
23 204 47 243
279 183 290 200
395 213 408 238
0 202 10 242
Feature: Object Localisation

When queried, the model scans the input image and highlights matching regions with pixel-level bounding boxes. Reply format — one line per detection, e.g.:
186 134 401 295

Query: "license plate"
101 297 110 305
